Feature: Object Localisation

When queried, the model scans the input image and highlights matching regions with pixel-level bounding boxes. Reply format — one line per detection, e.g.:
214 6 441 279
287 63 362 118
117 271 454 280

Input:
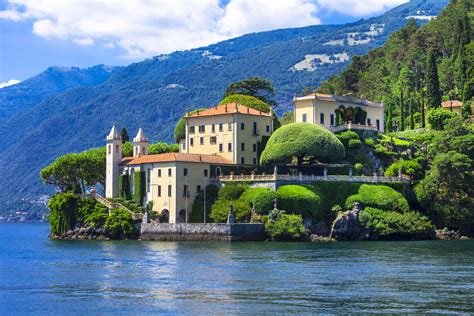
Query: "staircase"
92 192 146 222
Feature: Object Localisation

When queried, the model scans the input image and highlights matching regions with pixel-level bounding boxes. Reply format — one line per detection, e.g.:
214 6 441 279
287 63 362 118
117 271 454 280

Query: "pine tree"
425 51 442 108
120 127 129 144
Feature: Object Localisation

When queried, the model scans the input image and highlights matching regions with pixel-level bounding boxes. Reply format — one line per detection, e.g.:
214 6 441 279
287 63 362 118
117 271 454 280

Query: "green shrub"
148 142 179 154
219 94 271 113
311 182 361 219
359 207 433 237
209 184 247 223
104 209 135 238
345 184 410 213
237 187 277 215
277 185 321 219
385 159 423 179
48 193 79 235
190 184 219 223
336 131 359 147
119 174 131 200
348 138 362 149
133 171 145 206
427 108 457 130
260 123 345 165
263 212 307 241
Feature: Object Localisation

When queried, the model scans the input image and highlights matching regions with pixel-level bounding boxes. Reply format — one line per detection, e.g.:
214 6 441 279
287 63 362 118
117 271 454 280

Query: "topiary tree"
260 123 345 166
276 185 322 219
219 94 271 113
237 187 277 215
427 108 458 130
345 184 410 213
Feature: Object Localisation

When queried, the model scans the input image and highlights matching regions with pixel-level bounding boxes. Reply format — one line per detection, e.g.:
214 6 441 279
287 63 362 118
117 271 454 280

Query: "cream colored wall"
184 113 273 165
184 114 235 162
294 99 315 124
234 114 273 165
294 99 385 133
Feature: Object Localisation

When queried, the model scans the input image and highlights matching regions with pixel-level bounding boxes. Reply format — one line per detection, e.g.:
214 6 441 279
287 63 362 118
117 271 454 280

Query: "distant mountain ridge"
0 0 448 215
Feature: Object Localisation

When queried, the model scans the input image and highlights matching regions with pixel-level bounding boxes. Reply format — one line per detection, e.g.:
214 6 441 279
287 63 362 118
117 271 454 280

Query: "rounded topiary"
238 187 277 215
260 123 345 165
348 138 362 149
276 185 322 218
345 184 409 213
219 94 271 113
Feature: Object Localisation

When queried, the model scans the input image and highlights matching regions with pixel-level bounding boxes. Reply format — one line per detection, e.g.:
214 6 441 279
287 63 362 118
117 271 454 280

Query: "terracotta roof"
186 103 272 118
295 93 383 108
120 152 233 166
442 100 463 108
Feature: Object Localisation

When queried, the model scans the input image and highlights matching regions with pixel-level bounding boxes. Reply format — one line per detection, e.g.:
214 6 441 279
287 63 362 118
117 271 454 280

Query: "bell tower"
133 127 148 157
105 124 122 198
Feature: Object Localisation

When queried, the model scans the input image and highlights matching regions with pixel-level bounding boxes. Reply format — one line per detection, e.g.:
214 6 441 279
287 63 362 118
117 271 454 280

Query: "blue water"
1 223 473 314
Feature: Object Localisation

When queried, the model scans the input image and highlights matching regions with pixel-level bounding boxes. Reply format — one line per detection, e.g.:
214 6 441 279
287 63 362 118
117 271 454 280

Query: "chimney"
234 104 238 112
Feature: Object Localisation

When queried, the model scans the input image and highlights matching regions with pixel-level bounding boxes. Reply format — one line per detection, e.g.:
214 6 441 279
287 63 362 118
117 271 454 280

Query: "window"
253 122 257 134
241 142 245 151
158 169 161 177
367 118 372 125
183 185 188 197
253 158 257 165
189 126 195 134
184 168 188 176
204 169 208 177
115 144 119 153
219 123 223 132
302 113 307 122
200 137 204 145
228 122 232 131
146 169 151 193
197 185 201 193
168 185 172 197
211 124 215 133
266 125 270 133
168 168 172 177
253 143 257 152
330 114 335 126
182 142 186 150
190 138 194 146
210 136 217 144
241 157 245 165
158 185 161 197
199 125 205 133
108 145 111 154
228 142 232 152
376 119 380 130
320 113 325 124
219 143 223 152
241 122 245 130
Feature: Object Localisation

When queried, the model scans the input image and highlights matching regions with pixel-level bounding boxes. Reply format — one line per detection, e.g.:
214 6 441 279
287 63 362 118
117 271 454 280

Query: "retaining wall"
140 223 266 241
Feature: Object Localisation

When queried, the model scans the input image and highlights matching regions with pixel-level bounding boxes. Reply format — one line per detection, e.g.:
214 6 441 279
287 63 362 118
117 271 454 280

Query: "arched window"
216 167 222 177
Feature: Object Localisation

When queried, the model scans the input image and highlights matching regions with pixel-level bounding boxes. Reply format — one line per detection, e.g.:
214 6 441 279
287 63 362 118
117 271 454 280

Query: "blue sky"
0 0 407 84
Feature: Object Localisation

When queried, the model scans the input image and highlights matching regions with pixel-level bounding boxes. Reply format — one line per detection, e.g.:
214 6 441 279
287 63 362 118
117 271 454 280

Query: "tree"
224 77 276 106
120 128 129 143
173 108 206 143
399 89 405 131
219 94 271 113
409 98 415 130
260 123 345 166
148 142 179 155
425 51 442 108
415 151 474 234
280 111 294 126
427 108 457 131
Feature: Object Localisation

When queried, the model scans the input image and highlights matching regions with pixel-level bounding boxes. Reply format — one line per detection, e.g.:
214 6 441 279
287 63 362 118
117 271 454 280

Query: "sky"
0 0 408 84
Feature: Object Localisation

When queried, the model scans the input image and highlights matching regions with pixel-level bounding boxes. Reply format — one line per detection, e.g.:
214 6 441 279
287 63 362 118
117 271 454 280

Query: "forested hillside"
318 0 473 130
0 0 448 217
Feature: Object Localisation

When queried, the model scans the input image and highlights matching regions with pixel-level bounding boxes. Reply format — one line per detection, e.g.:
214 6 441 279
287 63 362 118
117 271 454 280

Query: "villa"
293 93 385 133
105 94 386 223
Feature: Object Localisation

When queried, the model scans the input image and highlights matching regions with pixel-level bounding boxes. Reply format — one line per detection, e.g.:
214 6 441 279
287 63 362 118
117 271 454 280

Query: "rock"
310 234 334 242
435 229 461 240
329 202 369 241
460 236 470 240
311 221 330 236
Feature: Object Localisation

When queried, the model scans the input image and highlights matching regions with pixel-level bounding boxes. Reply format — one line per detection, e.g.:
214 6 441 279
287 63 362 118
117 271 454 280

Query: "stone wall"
140 223 266 241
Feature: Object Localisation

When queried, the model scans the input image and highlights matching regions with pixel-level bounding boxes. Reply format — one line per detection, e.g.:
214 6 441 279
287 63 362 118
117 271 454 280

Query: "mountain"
0 0 448 216
0 65 120 123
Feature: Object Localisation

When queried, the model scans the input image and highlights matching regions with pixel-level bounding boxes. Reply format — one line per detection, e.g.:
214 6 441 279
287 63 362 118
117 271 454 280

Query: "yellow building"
293 93 385 133
105 102 274 223
181 102 274 166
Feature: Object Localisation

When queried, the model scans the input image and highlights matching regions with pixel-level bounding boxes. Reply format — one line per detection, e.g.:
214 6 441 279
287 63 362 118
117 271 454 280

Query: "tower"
105 124 122 198
133 127 148 157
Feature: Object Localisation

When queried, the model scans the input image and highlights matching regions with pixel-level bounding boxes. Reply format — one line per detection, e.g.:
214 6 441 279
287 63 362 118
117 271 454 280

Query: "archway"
160 209 170 223
178 209 186 223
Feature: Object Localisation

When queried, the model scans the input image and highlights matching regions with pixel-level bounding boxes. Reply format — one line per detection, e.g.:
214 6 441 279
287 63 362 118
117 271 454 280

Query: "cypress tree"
386 104 393 132
420 92 426 128
425 51 442 108
399 89 405 131
120 127 129 144
409 97 415 129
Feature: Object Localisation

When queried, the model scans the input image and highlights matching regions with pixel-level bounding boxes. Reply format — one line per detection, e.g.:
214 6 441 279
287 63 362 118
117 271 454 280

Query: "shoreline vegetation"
43 0 473 242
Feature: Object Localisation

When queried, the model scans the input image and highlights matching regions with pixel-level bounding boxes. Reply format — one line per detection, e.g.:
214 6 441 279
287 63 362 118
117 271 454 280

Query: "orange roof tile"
120 152 233 166
186 102 272 118
441 100 463 108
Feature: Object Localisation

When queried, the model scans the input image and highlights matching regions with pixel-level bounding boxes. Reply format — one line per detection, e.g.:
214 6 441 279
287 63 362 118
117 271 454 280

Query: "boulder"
329 202 369 241
435 229 461 240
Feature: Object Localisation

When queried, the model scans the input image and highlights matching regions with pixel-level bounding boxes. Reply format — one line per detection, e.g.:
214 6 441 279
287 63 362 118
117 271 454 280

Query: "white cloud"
0 79 21 88
316 0 408 17
0 0 404 59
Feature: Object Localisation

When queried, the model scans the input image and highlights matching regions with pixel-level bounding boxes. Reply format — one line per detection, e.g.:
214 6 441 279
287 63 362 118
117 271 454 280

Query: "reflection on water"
1 223 473 314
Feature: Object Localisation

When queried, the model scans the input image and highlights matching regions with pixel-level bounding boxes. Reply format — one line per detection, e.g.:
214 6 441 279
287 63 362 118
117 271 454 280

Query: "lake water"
1 223 473 314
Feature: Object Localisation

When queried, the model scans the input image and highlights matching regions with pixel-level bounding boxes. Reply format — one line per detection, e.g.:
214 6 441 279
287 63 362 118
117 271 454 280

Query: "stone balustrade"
329 123 379 133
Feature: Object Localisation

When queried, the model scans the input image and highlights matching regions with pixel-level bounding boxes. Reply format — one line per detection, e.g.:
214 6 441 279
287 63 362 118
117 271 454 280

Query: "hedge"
260 123 345 165
359 207 433 237
133 171 146 206
277 185 322 219
345 184 410 213
238 187 277 215
336 131 359 148
119 174 131 200
190 184 219 223
385 159 423 179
